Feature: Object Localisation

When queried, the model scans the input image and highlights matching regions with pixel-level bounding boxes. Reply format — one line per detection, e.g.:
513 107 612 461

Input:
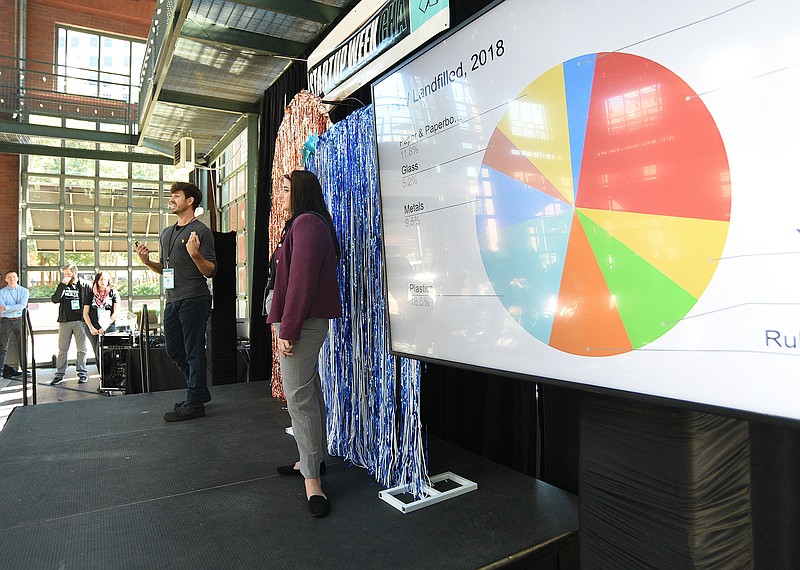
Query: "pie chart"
476 52 731 356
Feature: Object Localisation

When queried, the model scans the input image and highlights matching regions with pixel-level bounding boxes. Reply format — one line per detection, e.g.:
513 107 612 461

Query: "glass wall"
21 131 174 364
216 129 249 319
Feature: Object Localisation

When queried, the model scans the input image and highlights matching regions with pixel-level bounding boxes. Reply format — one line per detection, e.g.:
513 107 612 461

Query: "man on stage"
136 182 217 421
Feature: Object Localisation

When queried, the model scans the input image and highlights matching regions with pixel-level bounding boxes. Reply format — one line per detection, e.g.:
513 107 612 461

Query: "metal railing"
20 308 37 406
138 304 152 393
138 0 176 119
0 55 139 129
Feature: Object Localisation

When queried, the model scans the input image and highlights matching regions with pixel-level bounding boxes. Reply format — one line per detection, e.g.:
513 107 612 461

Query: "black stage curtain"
579 395 753 567
209 231 236 385
422 364 538 476
420 365 580 494
248 64 308 382
451 0 497 24
538 384 580 494
750 421 800 568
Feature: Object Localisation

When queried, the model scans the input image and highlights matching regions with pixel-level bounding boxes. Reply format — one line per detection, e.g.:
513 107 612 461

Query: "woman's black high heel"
276 461 326 476
307 494 329 517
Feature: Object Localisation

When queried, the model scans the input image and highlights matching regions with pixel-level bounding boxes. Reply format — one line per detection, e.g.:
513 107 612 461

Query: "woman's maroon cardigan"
266 212 341 340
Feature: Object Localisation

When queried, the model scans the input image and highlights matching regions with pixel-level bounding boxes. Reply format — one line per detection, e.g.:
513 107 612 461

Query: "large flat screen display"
372 0 800 421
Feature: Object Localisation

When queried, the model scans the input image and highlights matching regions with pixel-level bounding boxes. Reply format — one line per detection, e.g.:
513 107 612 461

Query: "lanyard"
165 218 195 266
5 287 20 306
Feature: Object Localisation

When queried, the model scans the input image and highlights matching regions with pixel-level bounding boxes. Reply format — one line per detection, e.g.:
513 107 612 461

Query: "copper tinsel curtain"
266 90 330 399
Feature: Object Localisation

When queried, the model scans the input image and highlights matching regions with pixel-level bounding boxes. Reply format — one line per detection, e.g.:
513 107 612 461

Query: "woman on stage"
266 169 341 517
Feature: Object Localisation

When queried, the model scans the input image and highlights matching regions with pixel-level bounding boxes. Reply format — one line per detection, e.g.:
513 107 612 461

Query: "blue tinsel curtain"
312 106 428 496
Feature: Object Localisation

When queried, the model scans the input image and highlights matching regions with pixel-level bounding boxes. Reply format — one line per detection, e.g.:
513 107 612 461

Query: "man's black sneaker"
164 404 205 422
78 376 88 384
173 393 212 410
50 377 65 385
3 366 22 378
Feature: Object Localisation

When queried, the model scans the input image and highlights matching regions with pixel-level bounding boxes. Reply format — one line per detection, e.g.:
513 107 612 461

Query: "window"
56 27 145 104
217 129 249 318
21 125 173 333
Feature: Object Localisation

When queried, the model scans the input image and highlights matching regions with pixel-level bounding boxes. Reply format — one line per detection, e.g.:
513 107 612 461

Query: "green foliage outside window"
28 155 61 174
64 252 95 265
29 284 57 297
133 282 160 295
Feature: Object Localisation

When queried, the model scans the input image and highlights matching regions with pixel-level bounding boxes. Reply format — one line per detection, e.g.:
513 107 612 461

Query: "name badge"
163 268 175 290
99 311 112 329
71 299 80 311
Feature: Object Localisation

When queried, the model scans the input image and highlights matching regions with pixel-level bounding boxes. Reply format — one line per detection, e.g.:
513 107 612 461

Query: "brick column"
0 154 20 273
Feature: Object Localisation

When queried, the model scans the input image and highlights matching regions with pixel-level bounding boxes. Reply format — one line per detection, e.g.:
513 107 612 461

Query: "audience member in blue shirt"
0 270 30 379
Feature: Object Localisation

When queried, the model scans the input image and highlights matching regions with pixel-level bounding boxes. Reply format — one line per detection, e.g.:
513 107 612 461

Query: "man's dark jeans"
163 296 211 406
0 317 23 374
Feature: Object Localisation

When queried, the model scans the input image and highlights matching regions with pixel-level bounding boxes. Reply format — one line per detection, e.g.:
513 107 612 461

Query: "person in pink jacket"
266 169 341 517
